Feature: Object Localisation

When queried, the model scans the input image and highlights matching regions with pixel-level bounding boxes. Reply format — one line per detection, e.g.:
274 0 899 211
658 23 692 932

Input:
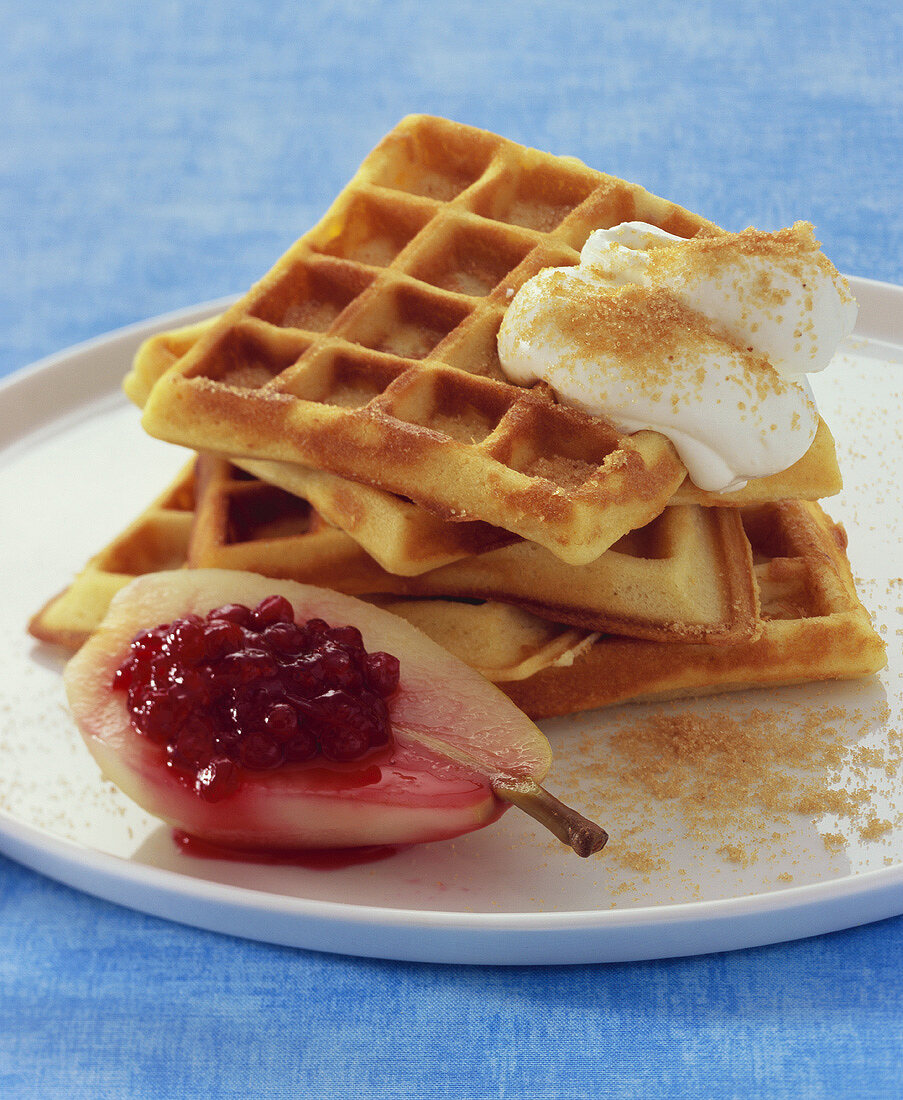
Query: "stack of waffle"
30 116 886 716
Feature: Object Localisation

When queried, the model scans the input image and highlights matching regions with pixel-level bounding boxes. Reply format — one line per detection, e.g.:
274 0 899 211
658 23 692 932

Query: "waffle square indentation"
311 192 435 268
490 401 623 490
186 326 309 390
278 349 409 408
366 118 501 201
250 260 374 332
341 283 474 360
475 160 599 232
434 311 507 380
385 368 516 445
226 485 316 544
742 505 794 563
405 220 536 297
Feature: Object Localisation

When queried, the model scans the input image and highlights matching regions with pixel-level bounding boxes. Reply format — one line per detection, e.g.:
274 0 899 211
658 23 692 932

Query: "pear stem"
490 776 608 857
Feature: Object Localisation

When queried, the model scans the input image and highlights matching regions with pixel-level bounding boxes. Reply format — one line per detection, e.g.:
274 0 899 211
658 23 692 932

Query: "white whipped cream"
497 221 857 492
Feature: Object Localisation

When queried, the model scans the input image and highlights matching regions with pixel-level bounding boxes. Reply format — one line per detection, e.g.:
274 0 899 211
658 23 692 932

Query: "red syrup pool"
173 830 407 870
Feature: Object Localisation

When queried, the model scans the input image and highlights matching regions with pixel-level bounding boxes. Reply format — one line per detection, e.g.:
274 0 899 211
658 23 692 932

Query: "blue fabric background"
2 1 902 1095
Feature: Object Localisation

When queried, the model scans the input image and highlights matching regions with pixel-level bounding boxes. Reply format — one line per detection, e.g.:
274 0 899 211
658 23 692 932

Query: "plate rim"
3 799 903 928
3 277 902 963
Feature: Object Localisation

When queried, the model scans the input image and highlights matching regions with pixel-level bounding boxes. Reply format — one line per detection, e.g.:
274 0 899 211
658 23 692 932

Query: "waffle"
369 598 598 683
190 455 759 643
129 321 515 574
27 465 196 649
188 454 395 593
137 114 728 565
26 465 598 686
32 451 759 648
131 315 841 574
136 117 843 563
493 500 887 718
30 466 883 718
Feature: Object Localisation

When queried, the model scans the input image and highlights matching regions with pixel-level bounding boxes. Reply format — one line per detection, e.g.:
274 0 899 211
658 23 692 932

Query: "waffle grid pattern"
28 466 884 717
502 501 887 718
129 313 842 578
128 321 515 574
141 115 715 564
188 457 759 643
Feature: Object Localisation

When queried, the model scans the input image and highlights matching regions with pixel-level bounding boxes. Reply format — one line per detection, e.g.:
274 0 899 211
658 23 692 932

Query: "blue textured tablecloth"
2 2 902 1095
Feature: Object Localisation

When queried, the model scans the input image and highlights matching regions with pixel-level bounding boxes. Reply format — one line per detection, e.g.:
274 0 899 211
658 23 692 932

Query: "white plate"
2 283 902 966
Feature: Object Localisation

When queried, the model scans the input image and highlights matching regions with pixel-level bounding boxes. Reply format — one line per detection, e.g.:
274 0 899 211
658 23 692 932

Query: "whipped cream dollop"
497 221 857 492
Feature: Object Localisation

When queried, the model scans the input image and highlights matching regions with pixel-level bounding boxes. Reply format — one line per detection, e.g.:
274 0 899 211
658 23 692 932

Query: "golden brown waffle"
492 501 887 718
187 454 393 593
32 454 759 647
132 320 841 524
30 466 883 719
130 316 841 547
128 321 515 574
239 457 517 573
393 502 758 641
26 464 597 687
137 114 729 565
370 598 598 683
27 466 196 649
190 456 759 642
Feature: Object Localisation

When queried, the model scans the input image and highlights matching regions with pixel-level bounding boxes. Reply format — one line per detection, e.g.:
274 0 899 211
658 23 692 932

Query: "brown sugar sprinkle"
648 221 855 312
822 832 847 853
611 835 667 876
567 700 901 870
659 221 822 264
860 817 894 841
535 281 791 409
653 221 853 300
525 454 596 490
525 225 834 411
521 220 851 420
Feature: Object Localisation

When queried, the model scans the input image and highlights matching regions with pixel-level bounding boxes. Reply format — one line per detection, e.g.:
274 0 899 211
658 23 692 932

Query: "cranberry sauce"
112 596 400 802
